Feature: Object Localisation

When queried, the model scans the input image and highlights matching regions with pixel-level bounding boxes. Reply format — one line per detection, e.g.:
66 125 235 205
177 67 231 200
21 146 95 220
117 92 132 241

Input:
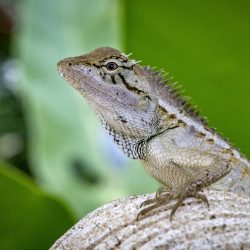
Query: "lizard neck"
101 120 147 159
98 105 176 160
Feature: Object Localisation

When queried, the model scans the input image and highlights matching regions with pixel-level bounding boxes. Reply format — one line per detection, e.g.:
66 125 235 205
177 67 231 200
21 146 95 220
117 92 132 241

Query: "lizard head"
57 47 159 138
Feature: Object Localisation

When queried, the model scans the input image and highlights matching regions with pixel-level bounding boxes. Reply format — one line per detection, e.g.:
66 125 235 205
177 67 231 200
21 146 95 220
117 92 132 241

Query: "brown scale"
196 131 206 138
222 147 233 155
242 167 250 176
207 138 215 144
157 106 182 129
178 119 186 126
230 156 239 164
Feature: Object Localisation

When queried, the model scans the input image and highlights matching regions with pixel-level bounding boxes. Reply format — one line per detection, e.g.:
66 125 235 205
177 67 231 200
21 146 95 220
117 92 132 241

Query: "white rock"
51 190 250 250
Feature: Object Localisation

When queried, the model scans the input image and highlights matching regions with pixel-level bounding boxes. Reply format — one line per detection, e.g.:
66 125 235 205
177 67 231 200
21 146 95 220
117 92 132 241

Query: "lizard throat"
101 121 147 159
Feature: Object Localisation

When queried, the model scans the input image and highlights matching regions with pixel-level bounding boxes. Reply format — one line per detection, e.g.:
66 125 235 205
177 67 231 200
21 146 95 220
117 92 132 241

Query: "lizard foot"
137 187 173 221
137 197 172 221
140 187 171 208
137 187 209 221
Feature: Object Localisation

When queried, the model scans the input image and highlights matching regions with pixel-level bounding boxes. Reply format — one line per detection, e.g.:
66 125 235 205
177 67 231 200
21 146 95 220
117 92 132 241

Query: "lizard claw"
137 199 169 221
169 195 185 221
195 193 210 208
140 187 171 208
140 197 158 208
169 192 210 221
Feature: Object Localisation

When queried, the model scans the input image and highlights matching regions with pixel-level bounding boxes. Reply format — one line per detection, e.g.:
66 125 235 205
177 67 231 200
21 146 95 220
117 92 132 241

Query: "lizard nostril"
68 62 72 66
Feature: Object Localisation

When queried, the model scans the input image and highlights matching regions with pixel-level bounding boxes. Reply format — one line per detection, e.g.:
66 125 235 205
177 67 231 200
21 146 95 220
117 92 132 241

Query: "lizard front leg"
138 150 232 220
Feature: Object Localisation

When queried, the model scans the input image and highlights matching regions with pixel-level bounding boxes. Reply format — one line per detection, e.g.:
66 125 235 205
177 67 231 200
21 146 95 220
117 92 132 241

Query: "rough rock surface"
51 190 250 250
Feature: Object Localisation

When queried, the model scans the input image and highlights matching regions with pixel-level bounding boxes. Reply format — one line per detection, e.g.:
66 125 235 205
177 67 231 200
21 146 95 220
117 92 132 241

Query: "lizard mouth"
57 64 139 109
57 65 101 93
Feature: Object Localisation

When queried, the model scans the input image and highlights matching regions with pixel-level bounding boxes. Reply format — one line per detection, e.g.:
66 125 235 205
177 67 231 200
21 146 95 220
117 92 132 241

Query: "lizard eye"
106 62 118 71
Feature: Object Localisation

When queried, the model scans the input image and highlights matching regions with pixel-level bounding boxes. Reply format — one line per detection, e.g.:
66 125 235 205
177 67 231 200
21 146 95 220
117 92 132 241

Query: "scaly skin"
57 47 250 220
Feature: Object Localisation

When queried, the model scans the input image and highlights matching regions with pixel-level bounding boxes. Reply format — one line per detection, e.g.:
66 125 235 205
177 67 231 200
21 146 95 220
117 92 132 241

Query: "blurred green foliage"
0 160 74 250
0 0 249 249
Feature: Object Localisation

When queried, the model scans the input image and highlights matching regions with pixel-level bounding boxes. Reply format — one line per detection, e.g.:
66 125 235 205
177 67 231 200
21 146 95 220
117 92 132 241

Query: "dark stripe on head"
111 75 117 84
118 73 144 94
93 63 101 68
120 65 134 70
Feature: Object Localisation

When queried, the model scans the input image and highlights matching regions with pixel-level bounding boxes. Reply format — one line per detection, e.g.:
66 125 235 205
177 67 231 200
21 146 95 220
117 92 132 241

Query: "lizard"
57 47 250 220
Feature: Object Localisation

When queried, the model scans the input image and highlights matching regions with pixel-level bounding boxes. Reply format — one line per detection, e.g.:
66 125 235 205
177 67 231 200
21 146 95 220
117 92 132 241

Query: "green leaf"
124 0 250 157
0 161 74 250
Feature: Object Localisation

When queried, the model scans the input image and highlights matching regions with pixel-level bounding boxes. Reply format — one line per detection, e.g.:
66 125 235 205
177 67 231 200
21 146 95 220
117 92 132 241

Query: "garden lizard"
57 47 250 220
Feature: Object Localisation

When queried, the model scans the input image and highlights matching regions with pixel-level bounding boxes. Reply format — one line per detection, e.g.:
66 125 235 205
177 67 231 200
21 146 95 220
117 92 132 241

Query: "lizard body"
57 47 250 220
